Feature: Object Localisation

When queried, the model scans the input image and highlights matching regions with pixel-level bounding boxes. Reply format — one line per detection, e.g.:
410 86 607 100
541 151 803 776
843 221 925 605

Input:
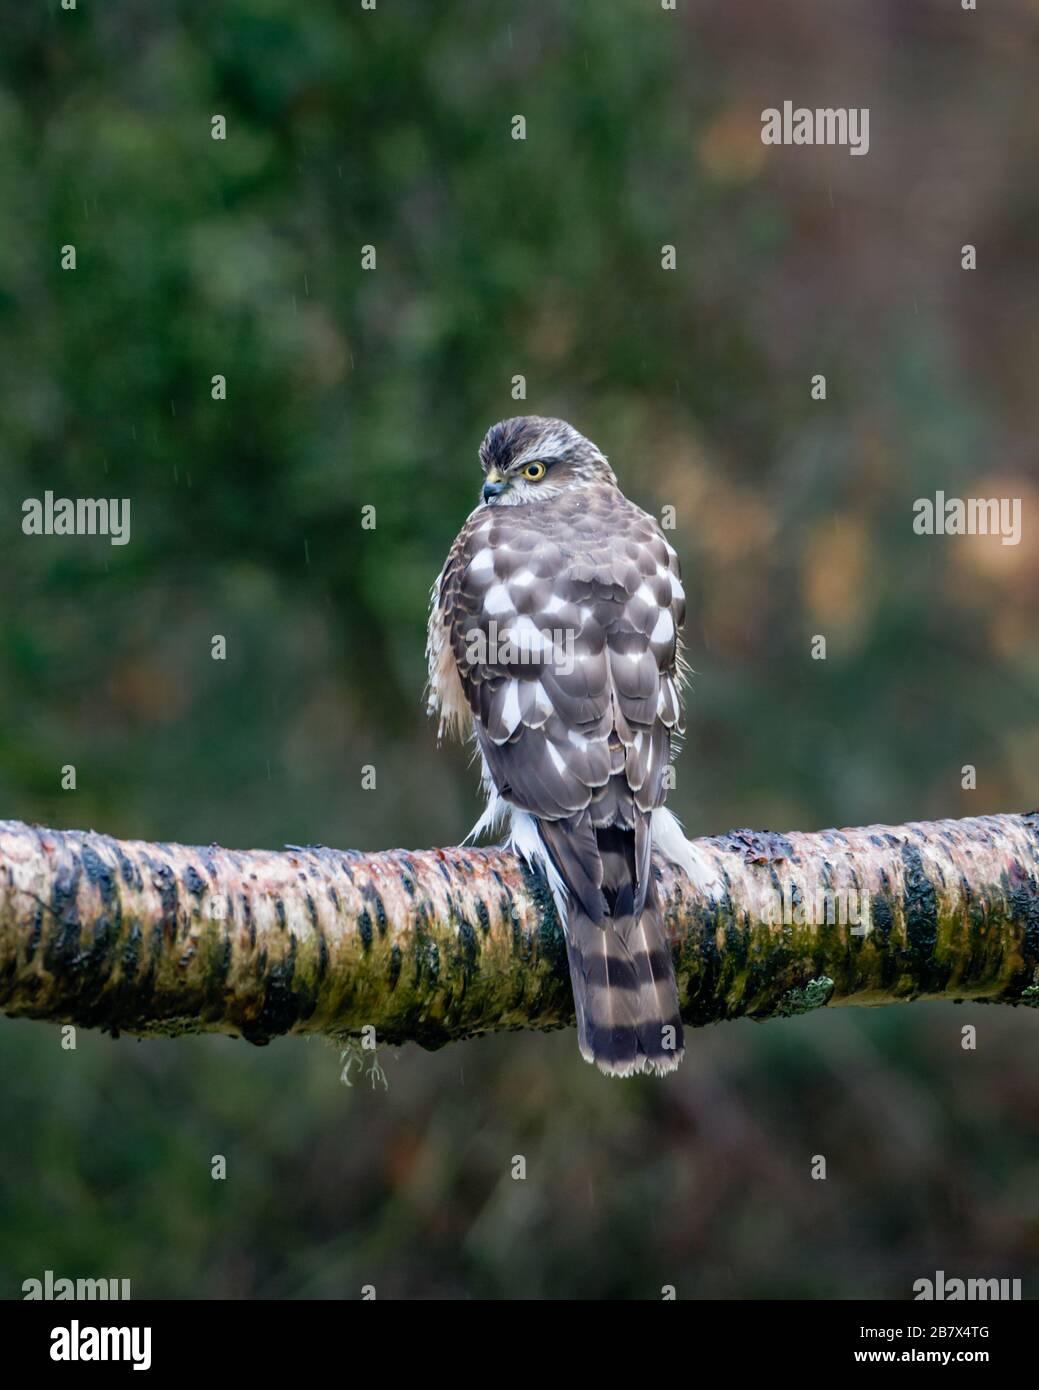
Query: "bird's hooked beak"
482 467 507 504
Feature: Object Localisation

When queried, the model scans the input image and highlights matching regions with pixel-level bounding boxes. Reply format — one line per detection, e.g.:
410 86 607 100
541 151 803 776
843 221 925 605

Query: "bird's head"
477 416 617 506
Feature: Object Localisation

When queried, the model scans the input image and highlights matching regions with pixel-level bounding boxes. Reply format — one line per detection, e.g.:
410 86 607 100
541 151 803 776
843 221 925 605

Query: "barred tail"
530 813 685 1076
565 900 683 1077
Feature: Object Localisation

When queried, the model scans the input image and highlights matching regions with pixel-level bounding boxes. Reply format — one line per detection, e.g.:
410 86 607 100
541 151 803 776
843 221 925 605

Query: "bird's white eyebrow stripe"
512 426 574 469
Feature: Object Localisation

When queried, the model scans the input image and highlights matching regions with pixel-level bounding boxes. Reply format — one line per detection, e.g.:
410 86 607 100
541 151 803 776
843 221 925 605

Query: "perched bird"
427 416 693 1076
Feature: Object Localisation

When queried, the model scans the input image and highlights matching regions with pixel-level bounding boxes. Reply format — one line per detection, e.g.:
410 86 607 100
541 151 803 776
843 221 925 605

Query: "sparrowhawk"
427 416 694 1076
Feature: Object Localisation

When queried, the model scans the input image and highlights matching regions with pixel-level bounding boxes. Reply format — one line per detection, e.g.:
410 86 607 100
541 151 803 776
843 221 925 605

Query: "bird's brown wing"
430 489 685 907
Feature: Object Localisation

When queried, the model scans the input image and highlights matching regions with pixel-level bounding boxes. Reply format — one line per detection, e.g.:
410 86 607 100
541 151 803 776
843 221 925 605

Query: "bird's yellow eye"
522 461 546 481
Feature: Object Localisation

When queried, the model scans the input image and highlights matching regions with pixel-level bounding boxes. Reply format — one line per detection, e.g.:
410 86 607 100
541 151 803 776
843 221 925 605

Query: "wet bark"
1 812 1038 1048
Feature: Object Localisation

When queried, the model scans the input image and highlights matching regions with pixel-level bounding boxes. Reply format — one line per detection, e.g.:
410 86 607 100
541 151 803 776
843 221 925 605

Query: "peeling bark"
1 813 1038 1049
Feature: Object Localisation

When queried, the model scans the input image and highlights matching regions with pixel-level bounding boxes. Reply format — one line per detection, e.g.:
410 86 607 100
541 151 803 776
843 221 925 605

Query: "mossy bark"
1 813 1038 1048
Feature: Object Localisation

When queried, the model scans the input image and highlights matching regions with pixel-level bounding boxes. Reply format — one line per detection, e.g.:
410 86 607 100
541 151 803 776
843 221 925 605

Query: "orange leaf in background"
699 109 767 183
802 515 871 641
953 478 1037 585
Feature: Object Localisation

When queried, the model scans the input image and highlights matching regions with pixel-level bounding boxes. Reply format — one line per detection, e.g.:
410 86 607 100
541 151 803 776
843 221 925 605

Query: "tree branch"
2 813 1038 1048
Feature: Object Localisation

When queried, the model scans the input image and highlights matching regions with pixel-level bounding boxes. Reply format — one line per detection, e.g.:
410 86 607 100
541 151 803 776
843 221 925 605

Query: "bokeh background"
2 0 1038 1298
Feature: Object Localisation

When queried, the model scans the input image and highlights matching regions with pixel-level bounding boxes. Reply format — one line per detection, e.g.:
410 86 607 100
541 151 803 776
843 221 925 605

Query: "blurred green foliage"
1 0 1037 1298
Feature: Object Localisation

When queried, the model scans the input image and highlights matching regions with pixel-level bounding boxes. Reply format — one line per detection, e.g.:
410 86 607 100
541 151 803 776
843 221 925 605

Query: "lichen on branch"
1 812 1038 1048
